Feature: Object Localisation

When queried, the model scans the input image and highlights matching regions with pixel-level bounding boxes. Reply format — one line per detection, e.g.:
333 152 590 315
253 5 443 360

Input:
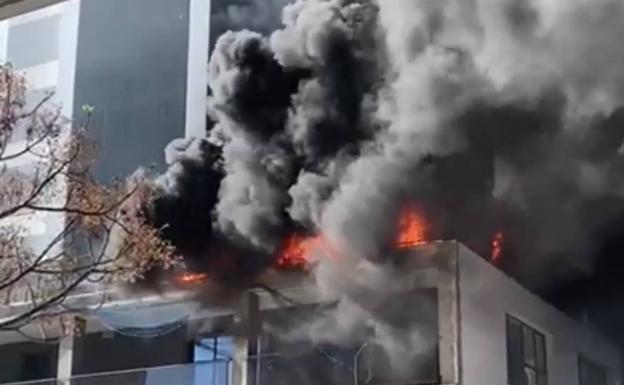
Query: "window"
7 14 60 69
506 315 547 385
579 356 607 385
257 290 439 385
193 336 234 385
194 336 234 362
256 304 355 385
0 341 58 383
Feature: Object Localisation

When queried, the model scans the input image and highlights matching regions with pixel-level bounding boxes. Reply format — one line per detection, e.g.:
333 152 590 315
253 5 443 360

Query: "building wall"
0 0 78 161
0 0 78 285
458 244 621 385
0 0 211 275
72 0 190 182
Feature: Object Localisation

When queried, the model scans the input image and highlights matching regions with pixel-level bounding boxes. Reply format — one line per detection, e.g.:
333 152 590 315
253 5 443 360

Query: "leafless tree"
0 64 179 338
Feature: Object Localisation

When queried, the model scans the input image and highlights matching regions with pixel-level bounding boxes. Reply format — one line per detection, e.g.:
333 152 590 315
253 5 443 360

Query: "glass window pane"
534 333 546 370
507 317 527 385
195 338 217 361
217 336 234 359
523 326 536 367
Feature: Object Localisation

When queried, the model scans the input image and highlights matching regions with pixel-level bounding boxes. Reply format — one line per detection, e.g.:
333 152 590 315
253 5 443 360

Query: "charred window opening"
253 302 354 385
506 315 547 385
255 289 439 385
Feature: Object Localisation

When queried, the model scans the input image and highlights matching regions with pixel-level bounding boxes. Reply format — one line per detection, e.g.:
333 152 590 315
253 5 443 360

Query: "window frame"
193 334 235 362
506 314 548 385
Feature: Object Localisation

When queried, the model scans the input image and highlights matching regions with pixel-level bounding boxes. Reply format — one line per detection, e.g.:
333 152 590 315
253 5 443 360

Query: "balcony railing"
247 350 440 385
1 360 232 385
1 380 57 385
1 350 438 385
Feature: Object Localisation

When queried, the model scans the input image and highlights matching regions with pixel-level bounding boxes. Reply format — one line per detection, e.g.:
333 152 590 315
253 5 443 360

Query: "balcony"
2 360 232 385
1 347 440 385
247 348 439 385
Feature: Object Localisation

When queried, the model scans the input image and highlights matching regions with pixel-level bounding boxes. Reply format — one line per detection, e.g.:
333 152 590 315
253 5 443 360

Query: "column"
185 0 211 139
56 316 86 385
232 291 260 385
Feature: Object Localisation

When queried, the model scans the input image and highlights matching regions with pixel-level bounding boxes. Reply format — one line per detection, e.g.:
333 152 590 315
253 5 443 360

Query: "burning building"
0 241 621 385
2 0 624 384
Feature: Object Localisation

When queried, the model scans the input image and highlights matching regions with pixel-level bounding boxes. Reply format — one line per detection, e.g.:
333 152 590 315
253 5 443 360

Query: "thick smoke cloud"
146 0 624 362
151 138 223 270
208 30 307 251
210 0 291 52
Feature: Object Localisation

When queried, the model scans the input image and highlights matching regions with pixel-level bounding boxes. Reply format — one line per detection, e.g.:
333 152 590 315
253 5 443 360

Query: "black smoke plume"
142 0 624 348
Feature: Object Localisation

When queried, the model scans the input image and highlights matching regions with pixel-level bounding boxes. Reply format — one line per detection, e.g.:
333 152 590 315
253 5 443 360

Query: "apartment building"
0 0 210 382
0 1 621 385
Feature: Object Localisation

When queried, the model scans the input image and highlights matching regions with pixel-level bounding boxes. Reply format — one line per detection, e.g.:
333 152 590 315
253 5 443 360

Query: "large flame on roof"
275 234 340 270
275 205 429 270
275 234 313 271
395 207 427 249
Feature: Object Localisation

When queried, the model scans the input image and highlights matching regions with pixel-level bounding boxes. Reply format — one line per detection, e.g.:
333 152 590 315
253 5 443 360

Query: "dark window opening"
0 341 58 384
579 356 607 385
255 289 439 385
506 315 547 385
72 324 191 375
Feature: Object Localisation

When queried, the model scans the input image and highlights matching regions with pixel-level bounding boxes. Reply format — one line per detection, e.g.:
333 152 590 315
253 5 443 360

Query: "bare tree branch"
0 218 76 290
0 63 180 334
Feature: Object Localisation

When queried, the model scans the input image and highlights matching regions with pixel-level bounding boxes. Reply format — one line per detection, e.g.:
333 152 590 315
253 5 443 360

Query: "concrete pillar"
185 0 211 139
407 242 461 385
437 247 460 385
56 316 86 385
232 291 260 385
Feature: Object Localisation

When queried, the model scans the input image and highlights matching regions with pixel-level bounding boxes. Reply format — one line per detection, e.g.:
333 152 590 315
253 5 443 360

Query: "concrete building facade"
0 0 209 180
0 241 621 385
0 0 209 382
0 0 211 283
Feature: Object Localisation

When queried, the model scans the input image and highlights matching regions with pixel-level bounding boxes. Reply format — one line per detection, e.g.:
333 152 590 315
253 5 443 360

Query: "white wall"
0 0 79 258
458 244 621 385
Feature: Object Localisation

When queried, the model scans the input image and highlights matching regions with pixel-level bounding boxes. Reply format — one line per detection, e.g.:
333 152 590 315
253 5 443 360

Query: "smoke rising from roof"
141 0 624 362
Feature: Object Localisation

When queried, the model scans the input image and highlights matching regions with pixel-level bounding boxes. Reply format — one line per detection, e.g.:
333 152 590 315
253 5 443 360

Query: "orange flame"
275 234 312 270
275 234 340 270
275 206 430 270
177 272 208 284
395 207 427 249
491 232 504 263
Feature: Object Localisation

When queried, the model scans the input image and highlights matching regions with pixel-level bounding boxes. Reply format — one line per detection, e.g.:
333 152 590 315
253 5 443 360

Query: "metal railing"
1 360 232 385
1 379 58 385
1 349 440 385
246 348 440 385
